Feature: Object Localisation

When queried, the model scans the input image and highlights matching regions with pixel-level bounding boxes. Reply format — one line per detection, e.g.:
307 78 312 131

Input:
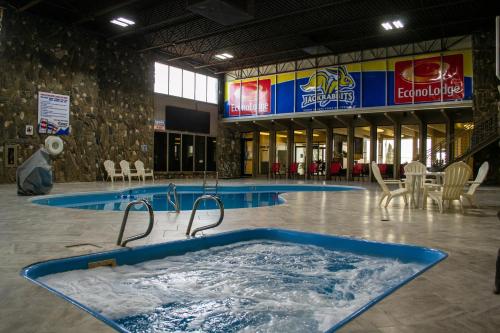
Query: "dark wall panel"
165 107 210 134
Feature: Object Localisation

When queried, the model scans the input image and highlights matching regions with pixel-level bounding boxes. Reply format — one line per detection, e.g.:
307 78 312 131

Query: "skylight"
110 17 135 27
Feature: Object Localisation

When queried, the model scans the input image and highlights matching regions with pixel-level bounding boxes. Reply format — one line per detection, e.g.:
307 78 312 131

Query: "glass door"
241 133 253 176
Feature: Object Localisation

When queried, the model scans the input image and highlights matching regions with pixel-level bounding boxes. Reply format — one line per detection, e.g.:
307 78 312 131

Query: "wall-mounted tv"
165 106 210 134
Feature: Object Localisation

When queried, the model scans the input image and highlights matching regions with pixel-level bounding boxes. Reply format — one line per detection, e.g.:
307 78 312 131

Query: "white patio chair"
119 160 141 182
371 161 409 208
134 160 154 182
404 161 434 185
103 160 124 183
422 161 472 213
462 161 489 208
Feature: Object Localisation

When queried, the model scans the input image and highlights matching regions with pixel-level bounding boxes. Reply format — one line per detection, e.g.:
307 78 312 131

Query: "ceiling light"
381 22 393 30
392 20 404 28
221 53 233 58
215 54 227 60
117 17 135 25
110 19 128 27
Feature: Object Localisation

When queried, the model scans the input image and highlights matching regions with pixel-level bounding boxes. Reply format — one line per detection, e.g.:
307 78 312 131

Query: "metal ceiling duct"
186 0 254 26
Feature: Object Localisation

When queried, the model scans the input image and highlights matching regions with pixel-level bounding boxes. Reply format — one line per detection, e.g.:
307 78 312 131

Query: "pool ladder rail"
167 182 180 213
186 194 224 238
203 171 219 195
117 199 154 247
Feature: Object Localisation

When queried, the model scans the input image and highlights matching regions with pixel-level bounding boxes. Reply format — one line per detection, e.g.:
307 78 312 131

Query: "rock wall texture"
472 29 500 184
216 124 241 178
0 9 154 183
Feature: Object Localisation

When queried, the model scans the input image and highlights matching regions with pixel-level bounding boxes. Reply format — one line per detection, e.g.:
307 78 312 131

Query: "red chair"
308 162 319 179
378 163 388 179
352 163 364 181
289 162 299 179
271 162 281 178
330 162 342 181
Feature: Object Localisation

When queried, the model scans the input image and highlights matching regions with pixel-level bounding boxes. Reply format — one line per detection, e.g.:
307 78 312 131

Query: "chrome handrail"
117 199 154 247
167 182 180 213
185 194 224 237
203 171 219 194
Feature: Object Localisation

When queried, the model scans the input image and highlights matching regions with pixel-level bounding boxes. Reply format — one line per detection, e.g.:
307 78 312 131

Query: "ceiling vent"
187 0 254 26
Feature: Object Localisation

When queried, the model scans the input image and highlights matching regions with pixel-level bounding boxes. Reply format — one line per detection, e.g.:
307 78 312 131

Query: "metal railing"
425 113 499 169
202 171 219 194
167 182 180 213
185 194 224 237
117 199 155 247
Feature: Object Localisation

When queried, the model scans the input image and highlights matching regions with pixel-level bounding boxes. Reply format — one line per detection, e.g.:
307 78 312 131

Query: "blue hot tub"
22 229 446 332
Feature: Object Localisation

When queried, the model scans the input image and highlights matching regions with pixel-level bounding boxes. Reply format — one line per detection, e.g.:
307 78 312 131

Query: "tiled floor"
0 179 499 332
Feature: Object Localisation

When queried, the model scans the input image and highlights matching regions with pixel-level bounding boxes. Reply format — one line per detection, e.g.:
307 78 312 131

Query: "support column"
325 126 333 180
369 124 377 181
394 121 401 179
446 119 454 163
306 127 313 179
419 122 427 165
252 131 259 177
269 129 276 178
347 125 354 181
287 127 294 177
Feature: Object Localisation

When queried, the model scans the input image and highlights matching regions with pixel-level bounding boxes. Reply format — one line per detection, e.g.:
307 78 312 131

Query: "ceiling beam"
334 115 350 127
311 116 330 129
291 118 310 129
18 0 43 12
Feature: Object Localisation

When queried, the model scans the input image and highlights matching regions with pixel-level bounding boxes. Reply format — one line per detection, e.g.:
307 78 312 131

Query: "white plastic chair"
103 160 124 183
422 161 472 213
462 161 489 208
119 160 141 182
371 161 409 208
404 161 434 185
134 160 154 182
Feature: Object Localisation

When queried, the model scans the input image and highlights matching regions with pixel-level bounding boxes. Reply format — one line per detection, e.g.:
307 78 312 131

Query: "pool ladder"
203 171 219 195
167 182 180 213
186 194 224 237
117 199 154 247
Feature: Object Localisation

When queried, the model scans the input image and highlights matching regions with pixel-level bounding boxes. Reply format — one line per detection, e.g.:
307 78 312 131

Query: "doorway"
241 133 253 176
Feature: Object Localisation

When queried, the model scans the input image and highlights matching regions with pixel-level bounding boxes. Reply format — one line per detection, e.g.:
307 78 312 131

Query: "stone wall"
0 9 154 183
216 124 241 178
472 29 500 184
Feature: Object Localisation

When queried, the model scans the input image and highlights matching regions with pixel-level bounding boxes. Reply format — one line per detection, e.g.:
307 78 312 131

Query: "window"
195 73 207 102
154 62 218 104
207 76 218 104
182 70 195 99
154 62 169 95
168 66 182 97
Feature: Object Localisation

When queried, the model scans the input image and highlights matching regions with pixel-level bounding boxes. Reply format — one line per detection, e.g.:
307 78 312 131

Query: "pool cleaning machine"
16 136 64 195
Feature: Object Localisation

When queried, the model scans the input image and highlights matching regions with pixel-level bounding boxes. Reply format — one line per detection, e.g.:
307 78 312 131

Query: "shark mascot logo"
300 66 355 109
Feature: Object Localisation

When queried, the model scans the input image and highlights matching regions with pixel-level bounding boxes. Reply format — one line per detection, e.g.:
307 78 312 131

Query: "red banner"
395 54 464 104
229 79 271 116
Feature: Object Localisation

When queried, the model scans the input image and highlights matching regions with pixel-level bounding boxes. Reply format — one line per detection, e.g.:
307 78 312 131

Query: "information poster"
38 91 70 135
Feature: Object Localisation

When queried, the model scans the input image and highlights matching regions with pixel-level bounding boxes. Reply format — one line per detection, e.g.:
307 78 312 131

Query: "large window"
154 62 218 104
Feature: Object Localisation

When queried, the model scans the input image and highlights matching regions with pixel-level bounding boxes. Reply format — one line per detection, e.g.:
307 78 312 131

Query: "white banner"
38 91 70 135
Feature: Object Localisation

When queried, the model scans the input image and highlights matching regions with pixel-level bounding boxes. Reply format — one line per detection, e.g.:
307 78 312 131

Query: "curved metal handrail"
185 194 224 237
117 199 154 247
167 182 180 213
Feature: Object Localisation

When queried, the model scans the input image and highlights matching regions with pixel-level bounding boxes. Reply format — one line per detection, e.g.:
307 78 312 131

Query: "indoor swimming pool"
30 184 363 211
22 228 446 333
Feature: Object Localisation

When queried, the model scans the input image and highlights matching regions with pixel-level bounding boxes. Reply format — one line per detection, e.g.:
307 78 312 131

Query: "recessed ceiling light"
392 20 404 28
381 22 393 30
110 19 128 27
214 53 234 60
215 54 227 60
110 17 135 27
221 53 233 59
117 17 135 25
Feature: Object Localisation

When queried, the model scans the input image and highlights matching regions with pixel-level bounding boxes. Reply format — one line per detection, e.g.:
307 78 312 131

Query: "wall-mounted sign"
154 119 165 131
38 91 70 135
224 50 472 118
25 125 34 136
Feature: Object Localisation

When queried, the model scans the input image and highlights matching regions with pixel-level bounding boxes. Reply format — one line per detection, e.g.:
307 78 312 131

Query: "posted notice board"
38 91 70 135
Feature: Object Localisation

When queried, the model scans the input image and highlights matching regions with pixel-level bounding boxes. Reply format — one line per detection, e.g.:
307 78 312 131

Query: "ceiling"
5 0 498 73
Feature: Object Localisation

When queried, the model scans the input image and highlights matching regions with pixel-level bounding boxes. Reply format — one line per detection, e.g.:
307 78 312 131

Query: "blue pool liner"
21 228 447 332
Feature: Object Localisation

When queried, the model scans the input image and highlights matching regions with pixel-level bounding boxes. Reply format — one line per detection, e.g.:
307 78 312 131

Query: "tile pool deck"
0 179 499 332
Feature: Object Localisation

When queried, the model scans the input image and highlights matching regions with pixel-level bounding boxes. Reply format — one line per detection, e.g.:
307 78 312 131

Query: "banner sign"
224 50 472 117
395 54 464 104
38 91 70 135
154 119 165 131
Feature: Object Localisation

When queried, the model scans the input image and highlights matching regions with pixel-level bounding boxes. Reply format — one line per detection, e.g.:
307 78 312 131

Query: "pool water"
39 240 424 333
31 185 361 211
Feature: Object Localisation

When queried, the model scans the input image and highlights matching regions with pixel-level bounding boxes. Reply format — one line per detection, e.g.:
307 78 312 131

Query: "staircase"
425 113 499 170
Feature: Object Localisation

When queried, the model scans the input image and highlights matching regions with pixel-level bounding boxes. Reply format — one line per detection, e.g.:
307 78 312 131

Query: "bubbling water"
40 240 423 332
